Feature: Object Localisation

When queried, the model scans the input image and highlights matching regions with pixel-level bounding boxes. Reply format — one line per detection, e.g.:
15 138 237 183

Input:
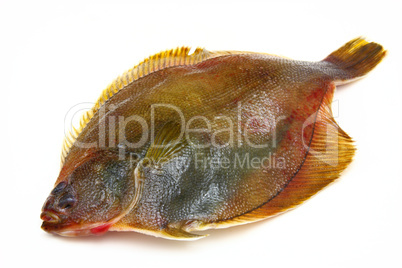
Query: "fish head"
41 151 138 236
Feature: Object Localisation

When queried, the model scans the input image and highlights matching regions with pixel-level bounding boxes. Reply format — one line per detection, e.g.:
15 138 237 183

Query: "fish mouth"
41 217 112 237
41 219 87 237
40 209 72 235
40 211 61 224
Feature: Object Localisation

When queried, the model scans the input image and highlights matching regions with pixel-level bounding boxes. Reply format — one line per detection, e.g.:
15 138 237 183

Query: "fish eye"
51 181 67 195
57 193 76 210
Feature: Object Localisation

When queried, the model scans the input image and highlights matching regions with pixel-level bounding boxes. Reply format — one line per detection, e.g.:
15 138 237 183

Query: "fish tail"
323 37 386 84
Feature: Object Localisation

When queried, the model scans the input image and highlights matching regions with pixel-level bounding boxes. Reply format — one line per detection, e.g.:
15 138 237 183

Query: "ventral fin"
163 226 207 241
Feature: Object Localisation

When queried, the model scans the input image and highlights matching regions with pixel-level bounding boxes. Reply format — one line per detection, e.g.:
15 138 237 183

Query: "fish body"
41 38 386 240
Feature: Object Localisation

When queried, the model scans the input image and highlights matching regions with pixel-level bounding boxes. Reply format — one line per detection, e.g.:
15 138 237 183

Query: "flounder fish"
41 38 386 240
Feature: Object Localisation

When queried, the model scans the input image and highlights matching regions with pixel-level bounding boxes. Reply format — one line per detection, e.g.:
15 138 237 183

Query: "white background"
1 1 401 267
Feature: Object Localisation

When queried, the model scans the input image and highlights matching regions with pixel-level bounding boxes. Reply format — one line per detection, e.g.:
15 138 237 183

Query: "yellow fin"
144 121 187 167
162 226 207 241
60 47 243 166
323 37 386 83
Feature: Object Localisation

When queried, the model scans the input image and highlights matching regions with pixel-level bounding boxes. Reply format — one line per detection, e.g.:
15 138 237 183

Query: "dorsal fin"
60 47 240 166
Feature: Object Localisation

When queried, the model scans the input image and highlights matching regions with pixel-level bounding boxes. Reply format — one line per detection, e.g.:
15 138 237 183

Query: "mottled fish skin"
41 38 386 240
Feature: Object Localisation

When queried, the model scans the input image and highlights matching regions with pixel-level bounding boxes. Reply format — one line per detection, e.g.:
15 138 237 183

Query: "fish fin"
163 226 207 241
202 88 355 229
144 121 187 166
109 223 207 241
133 121 187 183
323 37 386 84
60 47 241 166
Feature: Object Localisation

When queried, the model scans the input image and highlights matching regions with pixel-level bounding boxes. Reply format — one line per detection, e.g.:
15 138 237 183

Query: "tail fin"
323 37 386 84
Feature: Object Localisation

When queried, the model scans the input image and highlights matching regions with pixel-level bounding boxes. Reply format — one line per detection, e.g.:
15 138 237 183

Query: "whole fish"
41 38 386 240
